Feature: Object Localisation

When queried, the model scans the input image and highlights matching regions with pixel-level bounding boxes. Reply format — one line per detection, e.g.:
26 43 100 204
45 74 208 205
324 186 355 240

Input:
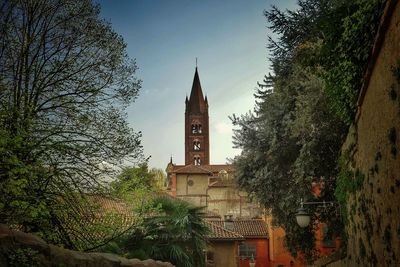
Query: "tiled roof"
57 195 138 249
210 219 268 238
206 221 244 241
170 164 234 174
87 195 132 215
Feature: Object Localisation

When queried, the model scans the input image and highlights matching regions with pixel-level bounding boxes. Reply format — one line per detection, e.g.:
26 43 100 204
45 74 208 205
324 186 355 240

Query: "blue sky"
98 0 297 169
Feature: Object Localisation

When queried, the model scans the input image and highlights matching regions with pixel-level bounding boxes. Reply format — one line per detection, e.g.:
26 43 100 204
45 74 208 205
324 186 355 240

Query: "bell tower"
185 67 210 165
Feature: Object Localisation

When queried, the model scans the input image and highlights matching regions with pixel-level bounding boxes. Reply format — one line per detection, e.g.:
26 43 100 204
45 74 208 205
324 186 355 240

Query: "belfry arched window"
193 139 201 150
191 120 202 134
194 155 201 165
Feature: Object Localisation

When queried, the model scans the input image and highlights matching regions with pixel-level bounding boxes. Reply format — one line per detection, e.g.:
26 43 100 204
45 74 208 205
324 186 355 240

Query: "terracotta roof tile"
170 164 234 174
210 219 268 238
206 221 244 241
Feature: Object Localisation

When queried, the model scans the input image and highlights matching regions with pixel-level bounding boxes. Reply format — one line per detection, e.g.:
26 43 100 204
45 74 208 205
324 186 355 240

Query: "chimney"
223 214 234 231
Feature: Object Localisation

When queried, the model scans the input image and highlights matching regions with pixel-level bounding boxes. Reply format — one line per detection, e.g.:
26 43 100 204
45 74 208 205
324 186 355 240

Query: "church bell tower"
185 67 210 165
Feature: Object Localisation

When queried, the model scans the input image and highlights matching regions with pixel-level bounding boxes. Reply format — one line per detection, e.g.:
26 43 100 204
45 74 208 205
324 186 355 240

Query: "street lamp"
295 205 310 228
295 199 337 228
249 254 256 267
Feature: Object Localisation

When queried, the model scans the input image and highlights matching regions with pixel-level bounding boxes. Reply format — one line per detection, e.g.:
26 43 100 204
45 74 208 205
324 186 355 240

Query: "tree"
232 0 385 262
112 165 160 194
110 164 164 219
150 168 168 191
0 0 143 249
101 196 210 267
232 66 342 261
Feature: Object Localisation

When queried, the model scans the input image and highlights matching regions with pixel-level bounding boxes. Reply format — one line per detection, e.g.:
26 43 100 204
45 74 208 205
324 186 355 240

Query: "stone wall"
339 0 400 266
0 224 174 267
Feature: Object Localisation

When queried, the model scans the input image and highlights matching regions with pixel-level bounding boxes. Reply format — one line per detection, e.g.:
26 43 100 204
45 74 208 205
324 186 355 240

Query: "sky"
98 0 297 170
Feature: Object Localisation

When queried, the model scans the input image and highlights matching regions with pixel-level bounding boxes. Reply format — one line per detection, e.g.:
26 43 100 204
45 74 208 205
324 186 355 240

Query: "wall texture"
339 1 400 266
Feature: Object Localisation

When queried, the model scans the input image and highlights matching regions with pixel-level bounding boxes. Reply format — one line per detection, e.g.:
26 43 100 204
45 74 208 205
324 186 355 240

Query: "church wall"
176 173 209 195
208 187 240 218
207 187 262 218
175 173 209 206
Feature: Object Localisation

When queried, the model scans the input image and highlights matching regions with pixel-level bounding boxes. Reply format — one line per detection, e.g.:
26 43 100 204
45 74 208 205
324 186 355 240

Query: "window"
239 243 256 259
193 140 201 150
206 251 214 264
188 179 194 186
191 121 202 134
194 155 201 165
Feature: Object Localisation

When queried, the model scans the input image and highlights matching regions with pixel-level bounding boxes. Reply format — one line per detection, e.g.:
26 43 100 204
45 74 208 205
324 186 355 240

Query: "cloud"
214 121 232 135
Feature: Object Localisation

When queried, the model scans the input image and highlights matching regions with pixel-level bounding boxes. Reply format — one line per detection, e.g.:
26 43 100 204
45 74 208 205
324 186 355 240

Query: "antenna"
195 57 198 68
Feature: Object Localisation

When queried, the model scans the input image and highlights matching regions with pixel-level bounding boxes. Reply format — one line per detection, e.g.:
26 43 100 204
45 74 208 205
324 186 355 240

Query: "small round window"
188 180 194 186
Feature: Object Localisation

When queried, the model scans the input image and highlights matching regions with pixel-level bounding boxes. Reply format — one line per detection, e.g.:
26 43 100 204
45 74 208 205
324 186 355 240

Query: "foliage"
323 0 386 124
0 0 143 249
265 0 385 123
110 165 167 219
232 0 385 262
232 65 345 262
112 165 165 195
100 196 210 267
8 248 42 267
334 151 365 226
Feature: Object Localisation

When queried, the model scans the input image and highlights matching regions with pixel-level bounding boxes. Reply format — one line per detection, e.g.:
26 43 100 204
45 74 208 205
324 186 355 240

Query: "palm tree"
142 196 209 267
104 196 209 267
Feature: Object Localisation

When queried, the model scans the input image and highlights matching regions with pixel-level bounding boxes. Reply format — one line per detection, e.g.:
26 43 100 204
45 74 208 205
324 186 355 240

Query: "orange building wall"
266 216 340 267
269 226 304 267
264 215 304 267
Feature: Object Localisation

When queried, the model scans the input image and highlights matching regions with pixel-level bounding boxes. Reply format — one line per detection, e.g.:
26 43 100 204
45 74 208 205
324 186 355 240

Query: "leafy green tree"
322 0 386 124
150 168 168 191
266 0 385 123
0 0 142 249
232 0 385 262
232 66 342 261
112 165 159 194
110 164 165 219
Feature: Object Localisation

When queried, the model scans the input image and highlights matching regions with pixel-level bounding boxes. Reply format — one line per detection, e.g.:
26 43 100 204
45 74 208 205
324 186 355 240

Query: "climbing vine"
323 0 386 124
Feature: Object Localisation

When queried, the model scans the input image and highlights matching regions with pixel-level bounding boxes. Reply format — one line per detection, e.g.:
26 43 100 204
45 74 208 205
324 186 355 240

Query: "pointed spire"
187 67 206 114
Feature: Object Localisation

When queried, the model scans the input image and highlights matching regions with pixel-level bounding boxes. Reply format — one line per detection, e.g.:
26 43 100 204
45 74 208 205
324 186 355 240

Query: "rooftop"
209 219 268 238
206 221 244 241
169 164 234 174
